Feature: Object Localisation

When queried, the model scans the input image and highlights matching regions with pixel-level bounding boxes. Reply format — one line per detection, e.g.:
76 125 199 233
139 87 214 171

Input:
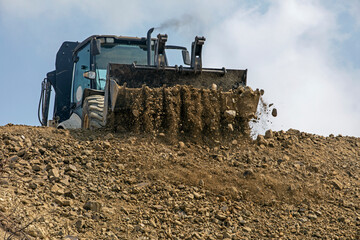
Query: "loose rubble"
0 125 359 239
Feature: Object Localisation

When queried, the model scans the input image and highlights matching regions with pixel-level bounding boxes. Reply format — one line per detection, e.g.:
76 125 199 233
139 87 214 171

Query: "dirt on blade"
0 125 359 239
107 84 261 144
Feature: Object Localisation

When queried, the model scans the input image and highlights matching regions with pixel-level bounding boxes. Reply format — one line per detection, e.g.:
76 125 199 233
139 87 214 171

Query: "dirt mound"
0 125 360 239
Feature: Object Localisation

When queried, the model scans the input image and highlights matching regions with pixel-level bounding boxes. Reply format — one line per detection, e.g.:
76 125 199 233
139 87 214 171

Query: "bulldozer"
38 28 260 141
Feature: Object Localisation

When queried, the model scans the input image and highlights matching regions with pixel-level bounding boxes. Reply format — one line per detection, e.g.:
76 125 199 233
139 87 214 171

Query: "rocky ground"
0 124 359 239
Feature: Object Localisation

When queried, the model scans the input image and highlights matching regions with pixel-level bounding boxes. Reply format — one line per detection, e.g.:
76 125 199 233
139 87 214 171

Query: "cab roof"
73 35 151 55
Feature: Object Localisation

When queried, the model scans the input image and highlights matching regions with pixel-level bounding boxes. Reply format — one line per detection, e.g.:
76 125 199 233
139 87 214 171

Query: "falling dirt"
0 125 359 239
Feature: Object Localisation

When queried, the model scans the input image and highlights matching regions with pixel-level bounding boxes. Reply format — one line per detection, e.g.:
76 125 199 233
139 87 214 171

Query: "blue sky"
0 0 359 137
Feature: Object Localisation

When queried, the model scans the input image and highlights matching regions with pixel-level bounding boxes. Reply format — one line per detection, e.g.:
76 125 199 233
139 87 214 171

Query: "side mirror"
90 39 101 56
182 50 191 65
83 71 96 80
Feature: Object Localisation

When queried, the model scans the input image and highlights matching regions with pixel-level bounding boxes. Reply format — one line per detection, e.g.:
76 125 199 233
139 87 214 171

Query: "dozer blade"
104 64 260 142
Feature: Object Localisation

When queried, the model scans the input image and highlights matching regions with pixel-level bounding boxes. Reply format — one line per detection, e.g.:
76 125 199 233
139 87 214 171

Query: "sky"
0 0 359 137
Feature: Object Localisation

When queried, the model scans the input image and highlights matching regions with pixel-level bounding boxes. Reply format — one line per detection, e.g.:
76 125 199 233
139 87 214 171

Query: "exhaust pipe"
147 28 154 66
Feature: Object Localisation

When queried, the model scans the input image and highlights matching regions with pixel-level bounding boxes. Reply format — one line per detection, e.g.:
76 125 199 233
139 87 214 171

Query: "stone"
104 133 114 140
211 83 217 91
227 123 234 132
29 182 37 190
49 168 60 178
216 212 227 221
27 225 45 238
94 144 102 151
75 219 84 231
51 184 64 195
257 135 268 146
330 179 343 190
243 169 255 178
199 179 205 187
103 141 111 149
64 191 76 199
66 164 77 172
54 197 71 206
32 165 41 172
243 227 252 232
178 141 185 149
265 129 273 139
307 214 318 220
84 201 102 212
193 192 202 199
224 110 237 120
219 196 227 202
272 108 277 117
152 205 163 210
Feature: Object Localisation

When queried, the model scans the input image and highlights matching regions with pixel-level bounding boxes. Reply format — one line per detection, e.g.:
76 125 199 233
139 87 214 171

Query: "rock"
272 108 277 117
64 191 76 199
149 219 157 228
265 129 273 139
104 133 114 140
152 205 163 210
94 144 102 151
330 179 343 190
256 135 268 146
231 140 238 145
243 227 252 232
54 197 71 207
51 184 64 195
103 141 111 149
84 201 102 212
66 164 77 172
216 212 227 221
199 179 205 187
178 141 185 149
224 110 237 121
307 214 318 220
227 123 234 132
48 168 60 180
243 169 255 178
27 225 45 238
83 149 93 156
29 182 37 190
211 83 217 91
75 219 84 231
219 196 227 202
223 232 232 239
32 165 41 172
193 192 202 199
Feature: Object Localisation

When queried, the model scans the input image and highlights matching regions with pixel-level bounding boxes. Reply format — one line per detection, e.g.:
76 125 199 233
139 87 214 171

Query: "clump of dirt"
0 125 360 239
109 84 260 144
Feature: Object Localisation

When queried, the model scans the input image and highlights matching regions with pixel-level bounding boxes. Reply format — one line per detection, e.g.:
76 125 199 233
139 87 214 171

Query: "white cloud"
204 0 360 136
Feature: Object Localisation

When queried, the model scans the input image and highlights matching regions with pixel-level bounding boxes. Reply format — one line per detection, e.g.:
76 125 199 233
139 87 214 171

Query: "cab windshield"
95 42 153 90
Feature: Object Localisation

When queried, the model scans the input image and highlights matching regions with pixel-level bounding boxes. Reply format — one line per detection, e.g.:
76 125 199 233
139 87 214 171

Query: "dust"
250 93 277 139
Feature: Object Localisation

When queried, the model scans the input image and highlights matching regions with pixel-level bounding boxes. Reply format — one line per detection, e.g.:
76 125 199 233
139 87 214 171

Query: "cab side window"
72 44 90 111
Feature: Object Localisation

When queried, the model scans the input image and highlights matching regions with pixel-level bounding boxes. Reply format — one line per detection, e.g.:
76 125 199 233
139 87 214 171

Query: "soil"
109 85 260 144
0 125 359 239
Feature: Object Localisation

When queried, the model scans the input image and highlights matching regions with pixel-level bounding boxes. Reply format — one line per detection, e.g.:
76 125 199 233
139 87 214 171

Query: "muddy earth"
0 125 359 239
108 85 260 144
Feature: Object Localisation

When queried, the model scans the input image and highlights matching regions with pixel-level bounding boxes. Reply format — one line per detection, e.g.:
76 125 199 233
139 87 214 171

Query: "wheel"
82 95 105 130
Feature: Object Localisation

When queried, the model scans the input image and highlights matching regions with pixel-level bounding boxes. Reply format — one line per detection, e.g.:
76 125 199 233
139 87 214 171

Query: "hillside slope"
0 125 359 239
